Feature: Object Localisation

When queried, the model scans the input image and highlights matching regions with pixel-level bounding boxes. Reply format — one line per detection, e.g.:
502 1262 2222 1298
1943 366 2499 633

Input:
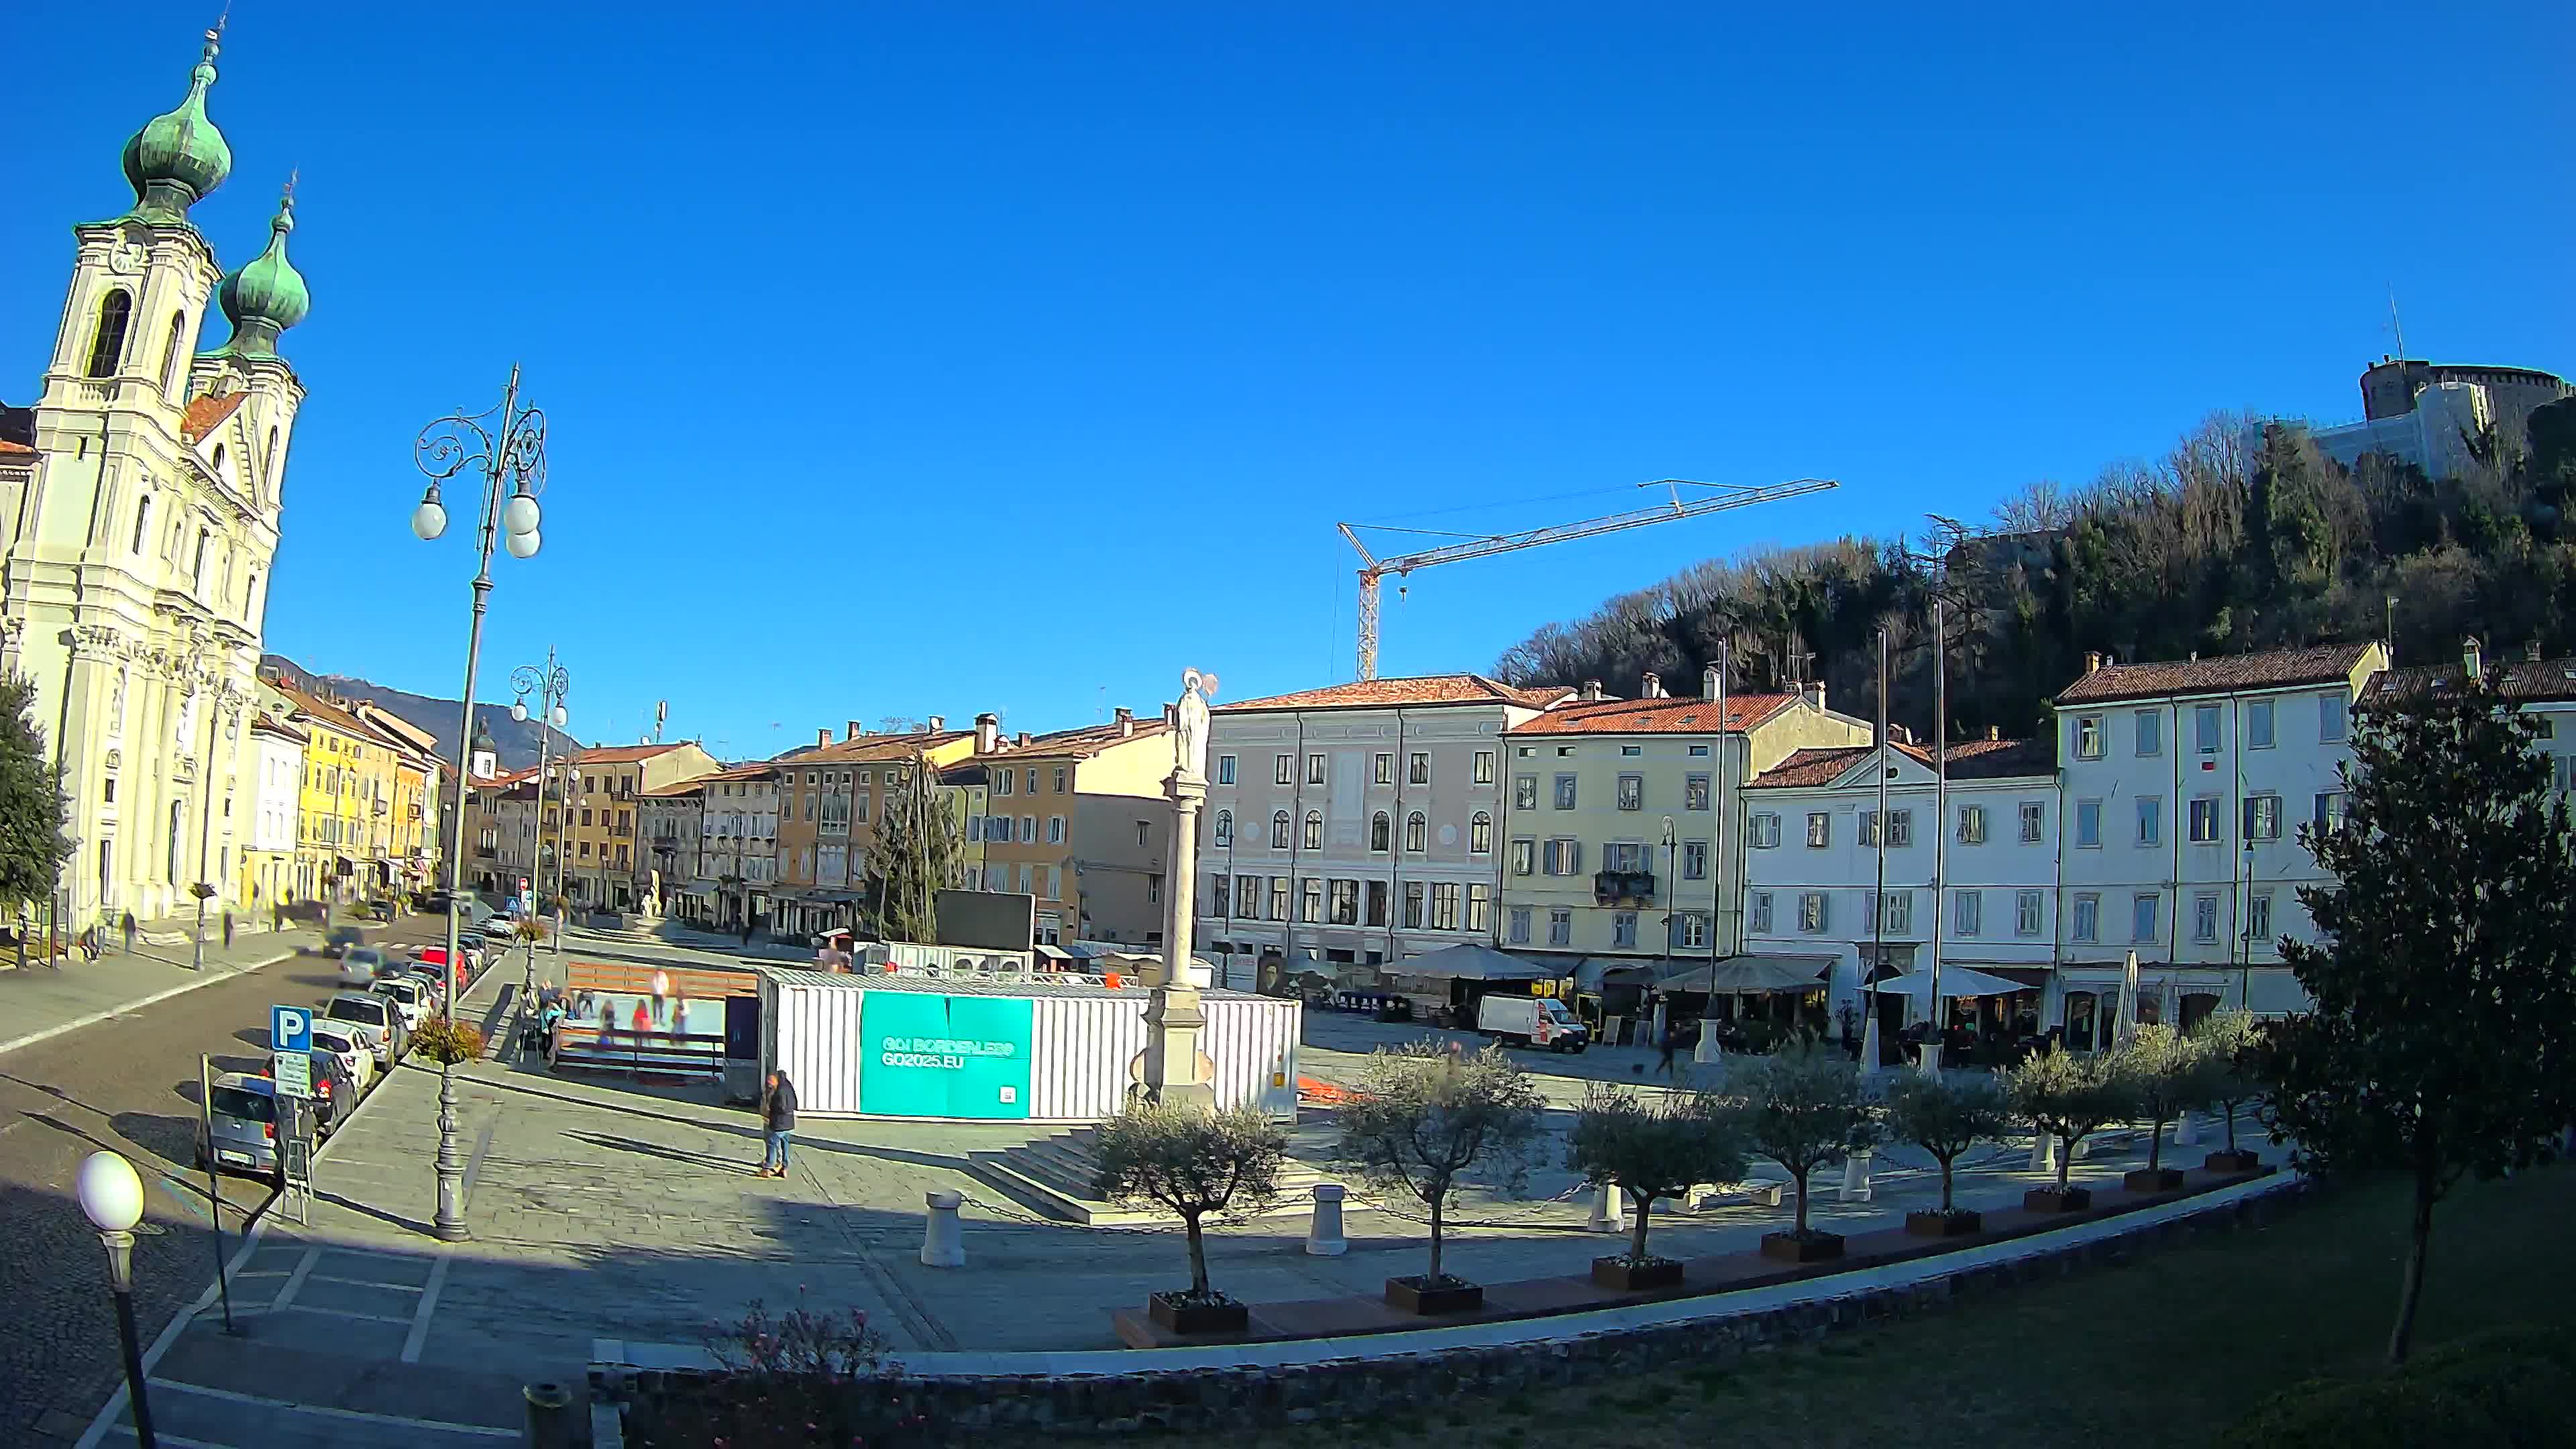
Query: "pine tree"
0 675 72 916
2265 667 2576 1365
860 761 961 944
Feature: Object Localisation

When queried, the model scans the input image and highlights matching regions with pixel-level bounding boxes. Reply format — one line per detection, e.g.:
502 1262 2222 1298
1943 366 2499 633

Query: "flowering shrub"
631 1291 921 1448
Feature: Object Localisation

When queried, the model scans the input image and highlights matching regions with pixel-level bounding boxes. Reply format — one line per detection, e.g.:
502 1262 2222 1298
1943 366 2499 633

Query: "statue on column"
1138 667 1220 1109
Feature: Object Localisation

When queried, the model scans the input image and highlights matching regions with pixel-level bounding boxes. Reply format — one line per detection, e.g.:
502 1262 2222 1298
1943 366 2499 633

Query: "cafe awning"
1574 957 1662 994
1870 965 2033 1000
1656 954 1835 996
1399 943 1572 982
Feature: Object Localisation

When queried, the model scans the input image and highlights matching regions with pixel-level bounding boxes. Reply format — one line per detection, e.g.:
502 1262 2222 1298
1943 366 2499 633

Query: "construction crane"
1338 476 1840 680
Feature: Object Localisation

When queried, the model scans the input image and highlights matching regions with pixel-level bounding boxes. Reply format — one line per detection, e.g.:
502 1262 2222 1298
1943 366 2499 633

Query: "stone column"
1141 669 1218 1110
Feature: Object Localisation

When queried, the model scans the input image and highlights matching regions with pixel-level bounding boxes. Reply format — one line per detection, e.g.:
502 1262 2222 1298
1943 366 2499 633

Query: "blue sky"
7 3 2569 759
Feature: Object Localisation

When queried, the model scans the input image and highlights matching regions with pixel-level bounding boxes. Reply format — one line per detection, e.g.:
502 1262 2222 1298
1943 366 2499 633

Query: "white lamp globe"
504 492 541 536
77 1150 144 1233
549 704 568 728
411 496 448 541
504 529 539 559
511 700 529 723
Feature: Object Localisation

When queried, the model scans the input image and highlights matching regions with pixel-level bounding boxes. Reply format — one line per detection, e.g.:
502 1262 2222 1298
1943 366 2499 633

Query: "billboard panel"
859 992 1033 1120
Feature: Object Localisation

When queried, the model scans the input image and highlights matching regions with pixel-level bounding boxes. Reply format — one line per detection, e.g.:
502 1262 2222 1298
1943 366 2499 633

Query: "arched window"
1213 809 1232 848
1270 810 1291 849
263 425 280 494
86 289 133 378
211 444 225 476
1470 811 1493 854
192 528 211 586
130 494 154 555
1301 811 1323 851
158 311 186 394
1370 811 1391 853
1405 811 1428 852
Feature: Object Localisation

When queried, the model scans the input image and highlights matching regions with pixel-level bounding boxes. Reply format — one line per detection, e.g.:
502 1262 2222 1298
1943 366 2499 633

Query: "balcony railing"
1593 869 1656 904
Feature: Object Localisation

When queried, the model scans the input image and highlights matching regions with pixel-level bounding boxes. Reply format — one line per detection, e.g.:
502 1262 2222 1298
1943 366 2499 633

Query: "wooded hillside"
1493 400 2576 745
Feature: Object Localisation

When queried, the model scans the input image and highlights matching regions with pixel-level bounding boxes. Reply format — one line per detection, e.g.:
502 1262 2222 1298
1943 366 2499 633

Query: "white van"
1475 994 1590 1052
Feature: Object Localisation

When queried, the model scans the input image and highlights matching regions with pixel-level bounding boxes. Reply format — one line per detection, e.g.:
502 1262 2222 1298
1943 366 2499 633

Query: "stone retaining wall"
599 1177 2314 1440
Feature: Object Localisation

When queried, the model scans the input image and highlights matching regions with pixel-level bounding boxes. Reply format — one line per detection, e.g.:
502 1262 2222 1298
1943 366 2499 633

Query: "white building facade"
2051 641 2390 1041
1201 675 1568 974
700 764 780 930
0 32 309 923
1740 737 2059 1037
245 714 303 909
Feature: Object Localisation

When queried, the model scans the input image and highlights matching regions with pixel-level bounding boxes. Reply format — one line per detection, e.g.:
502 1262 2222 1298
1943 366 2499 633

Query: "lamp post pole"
411 367 548 1244
78 1151 156 1449
512 653 571 988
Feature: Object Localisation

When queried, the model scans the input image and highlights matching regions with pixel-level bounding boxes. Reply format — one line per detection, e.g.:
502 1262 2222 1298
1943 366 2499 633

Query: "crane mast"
1339 476 1841 680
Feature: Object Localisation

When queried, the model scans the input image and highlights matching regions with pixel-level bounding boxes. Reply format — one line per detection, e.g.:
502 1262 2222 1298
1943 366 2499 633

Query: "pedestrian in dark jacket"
758 1070 798 1177
120 911 136 955
222 912 235 949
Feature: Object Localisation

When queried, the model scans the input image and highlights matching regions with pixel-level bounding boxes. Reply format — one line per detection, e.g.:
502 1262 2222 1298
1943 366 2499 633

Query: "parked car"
307 1020 376 1094
418 889 453 915
339 945 386 987
1474 994 1591 1053
370 975 433 1034
195 1072 280 1181
325 991 400 1069
303 1050 356 1136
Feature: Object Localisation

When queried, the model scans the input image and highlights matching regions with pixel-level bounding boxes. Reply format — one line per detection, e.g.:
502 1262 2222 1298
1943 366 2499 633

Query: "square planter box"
2204 1149 2262 1174
1146 1291 1248 1336
2023 1186 2094 1213
1759 1230 1845 1263
2123 1167 2186 1193
1591 1256 1685 1291
1904 1209 1984 1238
1384 1276 1484 1316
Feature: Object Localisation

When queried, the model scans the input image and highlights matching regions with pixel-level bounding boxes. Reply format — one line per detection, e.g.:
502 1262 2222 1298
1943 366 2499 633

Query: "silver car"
325 991 400 1069
197 1073 280 1179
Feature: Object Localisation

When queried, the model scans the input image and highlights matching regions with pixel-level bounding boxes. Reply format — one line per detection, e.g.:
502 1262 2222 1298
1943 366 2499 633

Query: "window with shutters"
1957 804 1986 844
1617 774 1643 810
1554 775 1578 809
1749 892 1773 933
2073 893 2099 942
2017 890 2044 937
1806 812 1830 848
1611 911 1637 947
1507 906 1532 945
1548 908 1572 946
1953 890 1981 936
1685 774 1711 811
1682 840 1708 880
1513 775 1538 810
2020 800 2045 842
1509 838 1534 875
1799 892 1828 933
1750 812 1781 849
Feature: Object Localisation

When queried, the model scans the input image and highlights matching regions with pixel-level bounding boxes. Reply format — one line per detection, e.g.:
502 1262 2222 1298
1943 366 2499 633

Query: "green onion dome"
121 31 232 224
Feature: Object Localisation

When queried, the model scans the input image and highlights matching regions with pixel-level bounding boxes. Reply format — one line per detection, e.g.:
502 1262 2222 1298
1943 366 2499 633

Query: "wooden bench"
1689 1175 1792 1210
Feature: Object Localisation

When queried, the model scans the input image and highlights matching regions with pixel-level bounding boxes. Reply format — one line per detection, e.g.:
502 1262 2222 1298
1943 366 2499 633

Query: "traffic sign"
272 1005 312 1055
274 1049 311 1099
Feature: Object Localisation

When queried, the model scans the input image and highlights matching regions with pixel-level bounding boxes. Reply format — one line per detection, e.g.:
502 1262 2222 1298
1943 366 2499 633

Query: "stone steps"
968 1125 1337 1227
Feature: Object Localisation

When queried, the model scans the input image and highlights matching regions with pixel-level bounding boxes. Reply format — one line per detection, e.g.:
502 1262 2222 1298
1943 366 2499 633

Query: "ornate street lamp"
78 1150 156 1449
412 366 547 1242
511 653 571 989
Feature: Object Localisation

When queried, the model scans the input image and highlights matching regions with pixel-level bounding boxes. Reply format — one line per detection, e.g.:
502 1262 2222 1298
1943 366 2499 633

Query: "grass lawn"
1055 1167 2574 1449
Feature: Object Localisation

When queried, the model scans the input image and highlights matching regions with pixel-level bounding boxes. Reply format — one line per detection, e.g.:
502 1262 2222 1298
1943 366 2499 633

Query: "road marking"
309 1273 427 1292
400 1253 451 1364
148 1380 517 1438
99 1430 246 1449
278 1302 417 1326
0 948 301 1058
272 1246 321 1311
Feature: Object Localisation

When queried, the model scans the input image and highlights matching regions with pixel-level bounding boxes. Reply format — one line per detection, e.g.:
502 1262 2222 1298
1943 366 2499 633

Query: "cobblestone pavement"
0 918 439 1446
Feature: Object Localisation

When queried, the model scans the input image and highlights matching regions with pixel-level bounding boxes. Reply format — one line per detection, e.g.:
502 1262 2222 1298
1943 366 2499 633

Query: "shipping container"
759 967 1297 1124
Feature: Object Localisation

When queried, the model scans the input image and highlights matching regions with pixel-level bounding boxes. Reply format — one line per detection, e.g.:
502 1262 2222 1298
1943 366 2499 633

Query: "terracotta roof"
0 439 34 457
572 742 697 765
1507 693 1798 736
708 762 781 782
250 712 306 742
2368 655 2576 705
780 730 970 766
639 779 708 798
941 762 989 786
2055 642 2378 705
180 392 247 443
983 718 1171 759
1218 674 1572 713
1750 737 2050 789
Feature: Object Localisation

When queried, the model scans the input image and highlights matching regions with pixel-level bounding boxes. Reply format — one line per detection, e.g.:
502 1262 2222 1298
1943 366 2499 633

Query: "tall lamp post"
78 1150 156 1449
511 653 571 989
411 367 547 1243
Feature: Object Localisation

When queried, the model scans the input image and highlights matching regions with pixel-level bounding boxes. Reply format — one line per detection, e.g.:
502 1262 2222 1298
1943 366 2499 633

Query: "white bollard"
1839 1149 1873 1203
1304 1183 1348 1256
919 1189 965 1268
1860 1015 1882 1079
1695 1024 1719 1065
2175 1112 2199 1147
1587 1183 1627 1233
1917 1042 1944 1077
2030 1132 2057 1175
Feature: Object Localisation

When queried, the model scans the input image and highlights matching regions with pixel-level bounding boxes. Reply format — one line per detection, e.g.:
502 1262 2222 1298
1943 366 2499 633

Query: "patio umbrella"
1867 965 2031 1002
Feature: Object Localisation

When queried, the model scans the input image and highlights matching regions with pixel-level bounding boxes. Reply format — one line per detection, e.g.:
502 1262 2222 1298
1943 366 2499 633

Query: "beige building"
770 724 975 939
973 709 1177 947
562 742 718 911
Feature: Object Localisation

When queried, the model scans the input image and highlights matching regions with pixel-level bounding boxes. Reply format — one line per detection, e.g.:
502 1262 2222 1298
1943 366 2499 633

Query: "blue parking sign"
272 1004 312 1055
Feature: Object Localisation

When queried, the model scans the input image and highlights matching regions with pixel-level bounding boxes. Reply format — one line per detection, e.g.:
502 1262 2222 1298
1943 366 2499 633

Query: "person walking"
119 910 136 956
222 912 235 949
1656 1019 1680 1077
757 1069 798 1177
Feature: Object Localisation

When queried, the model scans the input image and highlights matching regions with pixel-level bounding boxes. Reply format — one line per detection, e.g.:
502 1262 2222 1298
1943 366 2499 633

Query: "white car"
370 976 433 1034
339 945 386 987
307 1020 376 1093
325 991 400 1069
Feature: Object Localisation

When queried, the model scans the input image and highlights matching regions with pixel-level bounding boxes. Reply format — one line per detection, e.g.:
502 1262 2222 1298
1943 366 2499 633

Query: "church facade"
0 28 311 923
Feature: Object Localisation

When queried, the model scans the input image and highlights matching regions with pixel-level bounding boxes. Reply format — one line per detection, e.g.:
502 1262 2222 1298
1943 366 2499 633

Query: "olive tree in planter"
1092 1102 1288 1336
2112 1022 2208 1191
1884 1070 2013 1236
2007 1045 2137 1211
1336 1040 1546 1314
2188 1009 2265 1173
1564 1084 1748 1289
1741 1040 1878 1263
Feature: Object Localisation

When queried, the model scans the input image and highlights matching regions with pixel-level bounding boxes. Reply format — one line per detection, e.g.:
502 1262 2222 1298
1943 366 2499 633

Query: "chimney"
2463 636 2483 681
1640 672 1663 699
1703 665 1721 700
1986 724 2000 741
1016 731 1031 747
2083 651 2102 676
1115 706 1134 737
1579 678 1604 702
845 720 863 742
1803 681 1826 712
973 712 1000 754
2526 641 2543 664
926 714 945 732
816 728 831 749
